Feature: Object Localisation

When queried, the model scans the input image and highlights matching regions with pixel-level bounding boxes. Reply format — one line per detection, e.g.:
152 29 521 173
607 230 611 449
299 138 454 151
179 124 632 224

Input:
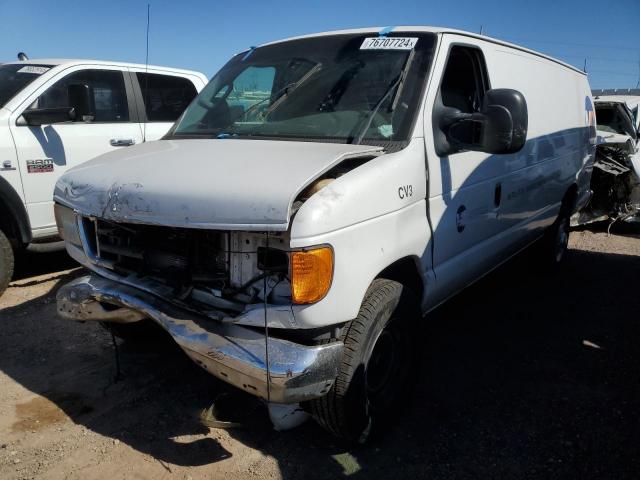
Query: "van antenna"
17 52 28 61
142 3 150 142
583 58 587 73
479 25 484 35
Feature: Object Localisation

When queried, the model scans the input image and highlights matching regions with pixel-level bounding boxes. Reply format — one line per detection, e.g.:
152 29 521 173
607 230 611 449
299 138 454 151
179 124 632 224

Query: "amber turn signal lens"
291 247 333 304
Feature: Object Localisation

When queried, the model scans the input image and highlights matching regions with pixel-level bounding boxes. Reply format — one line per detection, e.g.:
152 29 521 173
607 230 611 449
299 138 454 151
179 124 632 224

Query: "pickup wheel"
309 278 418 444
0 230 14 297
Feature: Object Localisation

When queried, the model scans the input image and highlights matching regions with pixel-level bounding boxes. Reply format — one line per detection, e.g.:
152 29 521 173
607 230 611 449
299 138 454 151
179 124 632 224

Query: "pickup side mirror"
18 83 95 126
20 107 75 126
435 88 528 155
68 83 95 122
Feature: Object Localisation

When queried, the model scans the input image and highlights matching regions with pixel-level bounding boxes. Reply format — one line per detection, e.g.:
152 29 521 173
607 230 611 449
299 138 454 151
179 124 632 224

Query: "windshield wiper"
352 50 416 145
217 63 322 138
317 61 365 113
262 63 323 118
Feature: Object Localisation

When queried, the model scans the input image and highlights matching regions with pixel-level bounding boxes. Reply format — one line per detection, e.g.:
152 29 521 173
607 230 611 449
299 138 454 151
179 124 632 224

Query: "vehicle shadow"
12 242 78 282
1 239 639 477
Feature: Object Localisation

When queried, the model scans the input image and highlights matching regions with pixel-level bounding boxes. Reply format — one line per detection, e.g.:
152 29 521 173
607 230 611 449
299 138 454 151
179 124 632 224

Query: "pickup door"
127 69 199 142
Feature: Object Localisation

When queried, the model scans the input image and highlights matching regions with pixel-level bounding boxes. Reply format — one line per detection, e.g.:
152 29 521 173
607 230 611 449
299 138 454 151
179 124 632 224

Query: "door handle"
110 138 136 147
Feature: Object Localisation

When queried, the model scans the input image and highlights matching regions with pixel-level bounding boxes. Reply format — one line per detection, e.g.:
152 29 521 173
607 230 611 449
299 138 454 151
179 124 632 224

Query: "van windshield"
0 64 52 108
169 32 435 147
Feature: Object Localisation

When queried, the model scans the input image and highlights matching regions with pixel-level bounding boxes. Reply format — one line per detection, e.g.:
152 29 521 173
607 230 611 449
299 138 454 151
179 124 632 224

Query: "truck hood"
54 139 382 230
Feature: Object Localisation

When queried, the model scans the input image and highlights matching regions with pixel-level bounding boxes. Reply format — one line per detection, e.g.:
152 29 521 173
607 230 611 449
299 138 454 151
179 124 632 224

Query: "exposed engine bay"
579 94 640 225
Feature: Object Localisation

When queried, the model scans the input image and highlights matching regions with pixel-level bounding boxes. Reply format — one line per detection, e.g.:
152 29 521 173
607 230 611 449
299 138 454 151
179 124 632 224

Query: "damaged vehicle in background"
53 27 594 443
576 90 640 226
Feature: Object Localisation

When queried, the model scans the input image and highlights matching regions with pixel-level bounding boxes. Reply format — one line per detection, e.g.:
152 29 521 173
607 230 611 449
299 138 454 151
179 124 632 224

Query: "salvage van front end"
54 30 437 436
53 137 415 404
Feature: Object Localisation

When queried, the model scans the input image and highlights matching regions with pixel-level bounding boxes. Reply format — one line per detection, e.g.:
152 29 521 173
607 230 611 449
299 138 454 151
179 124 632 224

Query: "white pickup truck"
0 59 207 294
54 27 595 442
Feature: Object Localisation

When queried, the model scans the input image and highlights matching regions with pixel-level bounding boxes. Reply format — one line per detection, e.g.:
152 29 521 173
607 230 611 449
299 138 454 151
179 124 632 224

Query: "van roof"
259 26 586 75
2 58 205 77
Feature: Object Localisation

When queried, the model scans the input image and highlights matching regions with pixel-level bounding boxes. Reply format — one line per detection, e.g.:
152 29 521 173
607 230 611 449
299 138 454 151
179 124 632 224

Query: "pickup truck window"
31 69 129 122
136 72 197 122
169 32 435 147
0 64 53 108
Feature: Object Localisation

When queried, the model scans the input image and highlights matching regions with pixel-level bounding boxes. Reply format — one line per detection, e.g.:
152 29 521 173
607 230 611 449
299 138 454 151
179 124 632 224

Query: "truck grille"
82 218 229 288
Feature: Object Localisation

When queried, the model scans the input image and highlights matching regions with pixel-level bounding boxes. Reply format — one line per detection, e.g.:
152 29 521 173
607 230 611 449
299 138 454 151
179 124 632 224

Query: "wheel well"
0 177 31 246
0 201 23 246
376 256 424 302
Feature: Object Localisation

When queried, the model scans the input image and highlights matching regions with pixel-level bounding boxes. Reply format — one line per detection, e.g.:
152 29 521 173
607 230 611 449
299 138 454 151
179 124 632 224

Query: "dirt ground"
1 225 640 480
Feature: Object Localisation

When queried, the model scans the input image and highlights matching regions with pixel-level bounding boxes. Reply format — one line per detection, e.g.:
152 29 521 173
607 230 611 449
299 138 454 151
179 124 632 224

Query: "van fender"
375 256 426 308
290 200 431 329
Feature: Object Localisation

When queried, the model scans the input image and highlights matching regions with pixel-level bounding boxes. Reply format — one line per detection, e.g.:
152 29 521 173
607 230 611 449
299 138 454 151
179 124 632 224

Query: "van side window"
440 46 489 113
33 70 129 122
136 73 197 122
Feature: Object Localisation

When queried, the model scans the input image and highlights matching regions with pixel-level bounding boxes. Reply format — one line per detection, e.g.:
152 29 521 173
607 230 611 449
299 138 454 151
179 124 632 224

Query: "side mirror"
68 83 95 122
18 83 96 126
20 107 75 126
437 88 528 155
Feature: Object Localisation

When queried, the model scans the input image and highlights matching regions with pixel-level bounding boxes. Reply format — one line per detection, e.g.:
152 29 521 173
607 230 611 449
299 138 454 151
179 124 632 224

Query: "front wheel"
308 279 418 443
0 230 15 297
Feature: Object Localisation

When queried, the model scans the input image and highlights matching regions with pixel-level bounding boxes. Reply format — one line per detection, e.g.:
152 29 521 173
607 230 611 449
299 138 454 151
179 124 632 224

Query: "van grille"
82 218 229 288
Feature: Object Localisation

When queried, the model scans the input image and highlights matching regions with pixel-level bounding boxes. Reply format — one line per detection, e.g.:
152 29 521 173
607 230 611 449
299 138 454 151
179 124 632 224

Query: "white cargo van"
0 59 207 294
53 27 595 442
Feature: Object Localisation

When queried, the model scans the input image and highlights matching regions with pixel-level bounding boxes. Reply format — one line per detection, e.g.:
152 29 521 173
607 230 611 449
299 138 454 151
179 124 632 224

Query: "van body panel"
422 33 595 305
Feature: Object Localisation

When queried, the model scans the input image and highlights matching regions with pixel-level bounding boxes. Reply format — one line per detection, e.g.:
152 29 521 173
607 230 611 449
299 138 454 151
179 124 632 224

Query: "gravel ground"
1 225 639 479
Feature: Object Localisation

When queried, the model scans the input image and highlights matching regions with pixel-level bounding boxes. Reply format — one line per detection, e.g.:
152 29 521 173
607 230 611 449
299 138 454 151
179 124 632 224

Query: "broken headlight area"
79 218 293 317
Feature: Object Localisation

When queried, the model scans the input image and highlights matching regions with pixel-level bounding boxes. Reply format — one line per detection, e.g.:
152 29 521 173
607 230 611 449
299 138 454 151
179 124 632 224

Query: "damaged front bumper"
57 274 343 403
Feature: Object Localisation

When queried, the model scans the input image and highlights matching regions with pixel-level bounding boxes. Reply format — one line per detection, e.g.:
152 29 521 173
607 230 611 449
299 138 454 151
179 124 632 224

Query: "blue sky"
0 0 638 89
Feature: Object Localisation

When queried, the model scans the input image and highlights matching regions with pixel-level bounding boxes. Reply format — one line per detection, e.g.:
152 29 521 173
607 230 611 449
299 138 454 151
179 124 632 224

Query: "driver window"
440 46 489 114
30 69 129 122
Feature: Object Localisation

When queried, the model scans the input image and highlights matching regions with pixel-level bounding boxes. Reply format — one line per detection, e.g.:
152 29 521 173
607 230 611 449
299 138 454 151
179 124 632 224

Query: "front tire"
309 279 418 443
0 230 15 297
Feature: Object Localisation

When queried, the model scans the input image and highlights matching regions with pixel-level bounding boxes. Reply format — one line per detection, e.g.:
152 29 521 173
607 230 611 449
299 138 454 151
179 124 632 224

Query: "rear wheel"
539 202 572 269
308 279 418 443
0 230 14 297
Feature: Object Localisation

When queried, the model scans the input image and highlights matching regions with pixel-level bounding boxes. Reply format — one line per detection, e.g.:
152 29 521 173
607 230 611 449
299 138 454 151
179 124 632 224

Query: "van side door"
422 36 508 305
128 70 199 141
9 66 143 235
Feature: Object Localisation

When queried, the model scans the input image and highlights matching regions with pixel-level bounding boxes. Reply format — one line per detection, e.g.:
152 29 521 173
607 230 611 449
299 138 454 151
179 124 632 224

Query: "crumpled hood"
54 139 382 230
